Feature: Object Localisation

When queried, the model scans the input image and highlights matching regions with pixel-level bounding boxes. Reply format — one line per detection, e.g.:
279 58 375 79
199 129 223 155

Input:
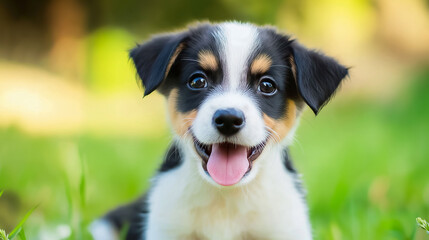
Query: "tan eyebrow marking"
250 54 272 74
198 50 218 71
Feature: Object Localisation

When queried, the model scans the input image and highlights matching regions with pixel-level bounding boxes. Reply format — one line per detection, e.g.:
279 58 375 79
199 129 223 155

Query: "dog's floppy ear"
290 42 348 114
130 32 188 96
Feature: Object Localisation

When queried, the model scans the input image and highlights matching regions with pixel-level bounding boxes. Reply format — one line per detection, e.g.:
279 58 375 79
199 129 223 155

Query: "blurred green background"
1 0 429 239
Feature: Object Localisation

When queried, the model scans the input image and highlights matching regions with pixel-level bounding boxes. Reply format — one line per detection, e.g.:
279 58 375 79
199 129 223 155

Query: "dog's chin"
192 135 267 187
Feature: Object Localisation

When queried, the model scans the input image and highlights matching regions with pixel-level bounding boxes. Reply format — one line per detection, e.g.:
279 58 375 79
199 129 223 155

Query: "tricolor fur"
90 22 348 240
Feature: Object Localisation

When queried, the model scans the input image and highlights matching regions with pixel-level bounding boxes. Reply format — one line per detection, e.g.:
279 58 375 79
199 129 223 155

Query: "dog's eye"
188 73 208 90
258 77 277 95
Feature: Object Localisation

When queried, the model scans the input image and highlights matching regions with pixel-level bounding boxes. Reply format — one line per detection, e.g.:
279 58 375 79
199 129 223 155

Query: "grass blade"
0 229 9 240
0 190 4 198
8 227 20 240
417 217 429 234
9 205 38 239
17 228 26 240
79 155 86 209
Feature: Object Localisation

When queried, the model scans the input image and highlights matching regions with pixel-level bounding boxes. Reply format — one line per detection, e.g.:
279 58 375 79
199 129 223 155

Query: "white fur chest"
145 147 313 240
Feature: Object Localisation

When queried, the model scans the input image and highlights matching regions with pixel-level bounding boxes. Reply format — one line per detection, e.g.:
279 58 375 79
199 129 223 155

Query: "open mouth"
193 136 266 186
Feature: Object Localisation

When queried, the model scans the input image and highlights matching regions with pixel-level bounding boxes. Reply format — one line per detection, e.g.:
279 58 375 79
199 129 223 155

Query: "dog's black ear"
290 42 348 114
130 32 188 96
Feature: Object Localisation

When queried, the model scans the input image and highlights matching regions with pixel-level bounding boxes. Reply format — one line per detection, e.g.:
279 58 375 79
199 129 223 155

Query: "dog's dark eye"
258 77 277 95
188 73 208 90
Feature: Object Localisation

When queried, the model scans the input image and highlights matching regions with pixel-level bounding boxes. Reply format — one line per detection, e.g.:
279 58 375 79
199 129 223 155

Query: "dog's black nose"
213 108 245 136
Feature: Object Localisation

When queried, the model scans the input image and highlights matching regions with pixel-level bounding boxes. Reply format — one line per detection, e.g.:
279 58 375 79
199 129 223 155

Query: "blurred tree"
47 0 87 79
0 0 288 74
0 0 51 62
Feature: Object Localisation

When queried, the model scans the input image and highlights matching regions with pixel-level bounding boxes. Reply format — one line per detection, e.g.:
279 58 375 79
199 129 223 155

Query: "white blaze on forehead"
218 22 258 89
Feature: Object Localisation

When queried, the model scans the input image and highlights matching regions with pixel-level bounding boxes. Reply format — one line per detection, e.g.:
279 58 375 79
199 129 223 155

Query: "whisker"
265 126 281 143
183 127 193 139
180 118 194 127
181 58 199 63
271 64 291 69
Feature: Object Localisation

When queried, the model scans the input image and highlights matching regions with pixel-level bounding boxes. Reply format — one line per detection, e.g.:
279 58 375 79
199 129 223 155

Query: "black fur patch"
130 32 188 96
290 41 349 114
282 147 297 173
245 28 295 119
103 194 148 240
282 148 306 197
168 25 224 113
159 142 183 172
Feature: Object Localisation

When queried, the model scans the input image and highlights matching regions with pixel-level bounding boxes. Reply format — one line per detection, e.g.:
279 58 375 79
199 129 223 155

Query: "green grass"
416 217 429 234
0 190 36 240
0 229 8 240
0 70 429 239
0 131 169 238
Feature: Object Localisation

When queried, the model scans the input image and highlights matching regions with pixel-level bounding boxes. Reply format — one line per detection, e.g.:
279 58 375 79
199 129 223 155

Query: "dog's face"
130 22 348 187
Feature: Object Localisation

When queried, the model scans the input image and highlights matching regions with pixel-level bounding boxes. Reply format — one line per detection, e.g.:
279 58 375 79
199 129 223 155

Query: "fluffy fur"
90 21 348 240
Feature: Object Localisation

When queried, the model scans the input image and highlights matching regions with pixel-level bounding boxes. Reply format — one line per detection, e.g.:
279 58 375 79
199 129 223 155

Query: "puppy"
90 21 348 240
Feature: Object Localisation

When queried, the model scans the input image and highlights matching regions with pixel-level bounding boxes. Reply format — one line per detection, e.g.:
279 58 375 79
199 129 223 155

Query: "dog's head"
130 22 348 187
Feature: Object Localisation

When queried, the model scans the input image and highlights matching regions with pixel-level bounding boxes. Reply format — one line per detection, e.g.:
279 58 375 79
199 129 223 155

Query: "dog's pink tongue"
207 143 249 186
